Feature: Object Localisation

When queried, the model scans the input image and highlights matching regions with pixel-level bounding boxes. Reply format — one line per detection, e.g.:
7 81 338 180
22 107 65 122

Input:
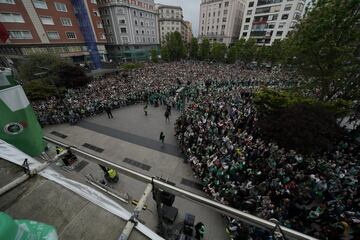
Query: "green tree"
23 79 58 100
161 32 186 61
19 53 89 98
189 38 199 59
268 39 283 65
160 47 170 61
284 0 360 101
210 42 227 62
18 53 67 83
227 45 238 64
237 38 257 64
199 38 210 60
150 48 159 63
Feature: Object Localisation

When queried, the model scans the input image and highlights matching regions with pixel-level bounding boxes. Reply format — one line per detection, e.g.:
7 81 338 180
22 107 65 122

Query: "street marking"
181 178 203 190
123 158 151 171
50 131 68 139
82 143 104 153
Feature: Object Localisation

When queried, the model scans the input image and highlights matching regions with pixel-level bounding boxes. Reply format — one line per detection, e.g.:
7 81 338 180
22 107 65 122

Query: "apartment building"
0 0 107 68
156 4 192 44
97 0 159 61
183 20 192 43
239 0 306 45
198 0 246 45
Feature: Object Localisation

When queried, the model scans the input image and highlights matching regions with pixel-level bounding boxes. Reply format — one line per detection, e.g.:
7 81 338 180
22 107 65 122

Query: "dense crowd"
31 61 359 239
32 61 296 126
175 81 360 239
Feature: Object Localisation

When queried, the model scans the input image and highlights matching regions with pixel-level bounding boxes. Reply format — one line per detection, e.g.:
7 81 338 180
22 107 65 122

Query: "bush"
23 79 58 100
55 64 89 88
254 88 351 118
256 103 345 154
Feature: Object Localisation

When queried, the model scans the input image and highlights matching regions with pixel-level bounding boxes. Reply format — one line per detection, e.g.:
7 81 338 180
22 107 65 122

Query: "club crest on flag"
4 122 24 135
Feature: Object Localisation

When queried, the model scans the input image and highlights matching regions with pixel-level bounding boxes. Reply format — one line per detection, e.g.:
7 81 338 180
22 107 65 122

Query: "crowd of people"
30 61 360 239
175 79 360 239
32 61 296 126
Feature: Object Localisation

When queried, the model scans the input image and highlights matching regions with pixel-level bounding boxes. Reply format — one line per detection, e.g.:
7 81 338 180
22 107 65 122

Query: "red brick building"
0 0 107 68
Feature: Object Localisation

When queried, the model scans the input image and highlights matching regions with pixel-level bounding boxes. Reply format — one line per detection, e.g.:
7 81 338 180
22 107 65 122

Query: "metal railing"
44 136 317 240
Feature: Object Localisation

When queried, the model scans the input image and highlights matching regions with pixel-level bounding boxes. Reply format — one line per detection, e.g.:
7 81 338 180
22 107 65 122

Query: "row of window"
32 1 68 12
8 30 77 40
202 9 228 19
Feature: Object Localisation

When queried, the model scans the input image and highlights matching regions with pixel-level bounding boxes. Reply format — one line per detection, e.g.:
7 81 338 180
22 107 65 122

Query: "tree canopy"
199 38 211 61
19 53 89 100
160 32 186 61
189 38 199 60
284 0 360 101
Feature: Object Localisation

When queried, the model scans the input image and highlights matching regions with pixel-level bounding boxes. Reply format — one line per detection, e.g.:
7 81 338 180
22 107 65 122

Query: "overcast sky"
155 0 201 36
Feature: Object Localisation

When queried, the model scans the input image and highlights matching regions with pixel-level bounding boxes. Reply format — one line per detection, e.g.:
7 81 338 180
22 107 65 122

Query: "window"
222 17 227 22
9 30 32 39
248 1 254 7
247 10 252 15
296 3 304 11
284 4 292 11
223 10 228 15
60 17 72 26
242 32 247 37
40 16 54 25
135 20 138 25
224 2 229 7
271 5 281 12
268 24 275 29
93 10 99 16
140 21 143 26
218 3 221 8
221 25 225 30
276 31 283 36
33 0 47 9
243 25 249 30
122 36 128 43
117 7 124 14
278 22 285 28
97 21 103 28
120 27 127 33
119 19 125 24
255 7 270 14
0 0 15 4
281 14 288 20
0 13 24 23
90 0 97 3
47 31 60 40
106 19 110 25
54 2 67 12
245 18 250 23
66 32 76 39
100 33 106 40
257 0 282 6
293 12 301 20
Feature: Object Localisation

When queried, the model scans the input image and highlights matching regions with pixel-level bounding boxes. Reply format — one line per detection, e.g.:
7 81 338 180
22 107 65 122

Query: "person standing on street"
105 106 113 119
159 132 165 146
144 104 148 116
165 109 170 122
195 222 205 240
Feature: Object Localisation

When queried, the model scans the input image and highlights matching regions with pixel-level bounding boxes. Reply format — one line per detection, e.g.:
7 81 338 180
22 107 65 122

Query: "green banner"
0 69 45 157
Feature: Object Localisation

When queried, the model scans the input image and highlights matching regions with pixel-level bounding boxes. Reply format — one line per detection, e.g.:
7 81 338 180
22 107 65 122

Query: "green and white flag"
0 69 45 157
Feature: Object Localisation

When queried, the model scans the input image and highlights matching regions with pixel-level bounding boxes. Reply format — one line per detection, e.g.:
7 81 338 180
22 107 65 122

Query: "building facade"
183 20 193 44
239 0 306 45
0 0 107 68
157 4 184 44
198 0 246 45
97 0 159 61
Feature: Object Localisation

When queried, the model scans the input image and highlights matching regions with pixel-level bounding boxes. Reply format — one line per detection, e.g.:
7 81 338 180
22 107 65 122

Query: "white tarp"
0 139 164 240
